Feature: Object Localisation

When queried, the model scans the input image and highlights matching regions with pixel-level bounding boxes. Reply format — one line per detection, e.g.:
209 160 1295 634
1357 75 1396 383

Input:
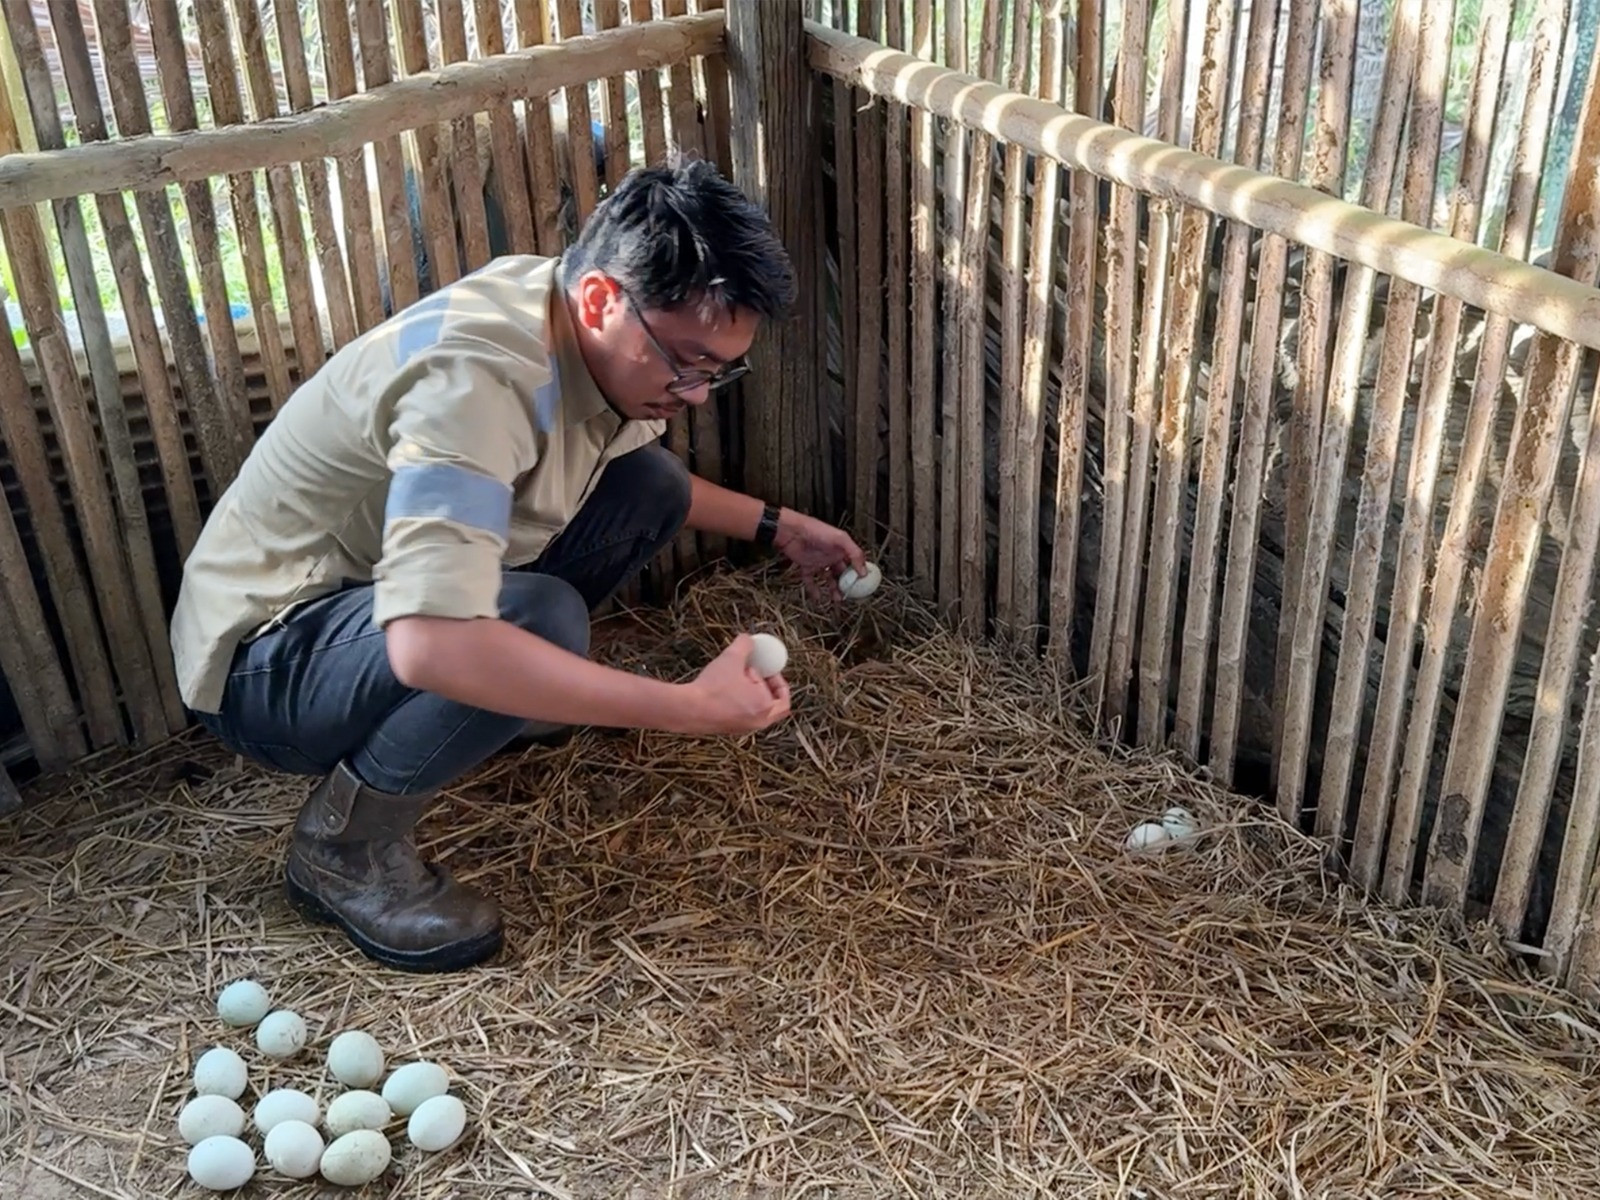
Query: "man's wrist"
753 502 782 549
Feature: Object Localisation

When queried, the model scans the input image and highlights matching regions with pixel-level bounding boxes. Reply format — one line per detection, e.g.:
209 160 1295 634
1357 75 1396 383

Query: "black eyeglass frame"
625 291 751 396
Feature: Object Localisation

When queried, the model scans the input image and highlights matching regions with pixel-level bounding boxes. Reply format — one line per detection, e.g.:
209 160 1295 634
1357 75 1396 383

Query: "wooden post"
725 0 818 516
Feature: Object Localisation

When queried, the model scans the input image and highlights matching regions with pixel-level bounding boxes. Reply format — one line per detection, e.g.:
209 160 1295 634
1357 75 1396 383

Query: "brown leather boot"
283 761 503 972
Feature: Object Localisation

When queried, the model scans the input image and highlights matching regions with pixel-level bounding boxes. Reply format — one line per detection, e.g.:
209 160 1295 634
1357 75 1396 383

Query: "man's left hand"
772 509 869 603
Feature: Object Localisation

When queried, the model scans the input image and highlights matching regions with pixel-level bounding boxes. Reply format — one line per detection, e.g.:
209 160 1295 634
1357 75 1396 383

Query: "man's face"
569 269 758 423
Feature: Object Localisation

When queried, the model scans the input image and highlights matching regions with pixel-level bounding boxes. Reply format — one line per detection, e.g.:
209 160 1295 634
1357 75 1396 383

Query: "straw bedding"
3 565 1600 1198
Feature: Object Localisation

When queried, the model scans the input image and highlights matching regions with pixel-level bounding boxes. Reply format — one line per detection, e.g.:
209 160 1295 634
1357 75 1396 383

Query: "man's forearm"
686 473 771 540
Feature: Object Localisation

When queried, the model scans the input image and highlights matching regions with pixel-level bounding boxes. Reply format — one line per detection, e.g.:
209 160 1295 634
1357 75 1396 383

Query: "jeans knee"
621 444 691 534
498 572 591 656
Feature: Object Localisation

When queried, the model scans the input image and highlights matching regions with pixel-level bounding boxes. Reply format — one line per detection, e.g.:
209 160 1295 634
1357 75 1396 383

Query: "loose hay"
4 564 1600 1198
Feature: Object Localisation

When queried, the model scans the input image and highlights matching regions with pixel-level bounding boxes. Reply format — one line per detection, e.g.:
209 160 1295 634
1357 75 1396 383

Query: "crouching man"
169 156 866 973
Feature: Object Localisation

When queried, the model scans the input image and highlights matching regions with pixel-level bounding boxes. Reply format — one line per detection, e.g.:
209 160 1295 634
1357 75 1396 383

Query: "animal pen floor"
2 568 1599 1199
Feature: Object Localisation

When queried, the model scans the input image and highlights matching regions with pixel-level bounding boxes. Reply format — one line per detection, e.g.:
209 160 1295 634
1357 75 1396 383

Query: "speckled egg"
192 1046 248 1099
319 1128 392 1186
255 1009 308 1059
264 1118 325 1179
215 979 271 1028
324 1089 392 1138
187 1135 255 1191
380 1061 449 1116
407 1093 466 1153
178 1095 246 1145
253 1087 320 1135
326 1030 385 1088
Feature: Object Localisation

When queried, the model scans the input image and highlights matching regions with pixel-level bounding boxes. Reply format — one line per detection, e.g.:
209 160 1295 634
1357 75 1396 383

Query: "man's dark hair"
562 154 796 321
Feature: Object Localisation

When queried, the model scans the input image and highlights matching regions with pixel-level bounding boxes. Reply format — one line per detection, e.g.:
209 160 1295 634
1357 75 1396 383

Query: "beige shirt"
170 254 666 714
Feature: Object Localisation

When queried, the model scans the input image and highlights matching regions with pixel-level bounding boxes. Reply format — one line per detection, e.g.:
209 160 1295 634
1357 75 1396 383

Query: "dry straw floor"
3 566 1600 1198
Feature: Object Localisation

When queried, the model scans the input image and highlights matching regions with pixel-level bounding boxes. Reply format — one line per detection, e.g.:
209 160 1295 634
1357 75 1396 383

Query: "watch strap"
754 503 781 548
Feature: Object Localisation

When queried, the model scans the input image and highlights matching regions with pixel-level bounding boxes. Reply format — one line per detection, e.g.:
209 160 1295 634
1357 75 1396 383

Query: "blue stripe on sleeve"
385 462 513 542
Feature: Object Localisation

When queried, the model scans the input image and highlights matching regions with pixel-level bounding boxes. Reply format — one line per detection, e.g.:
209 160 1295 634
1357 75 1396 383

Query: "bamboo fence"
7 0 1600 1004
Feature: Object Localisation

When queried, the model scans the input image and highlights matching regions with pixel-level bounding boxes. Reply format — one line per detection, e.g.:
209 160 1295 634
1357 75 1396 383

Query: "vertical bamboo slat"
473 0 535 261
595 0 632 191
831 0 860 541
0 65 168 746
1273 0 1360 780
852 0 884 548
1352 1 1518 892
881 0 908 573
1047 0 1098 661
690 0 730 536
1421 34 1600 912
1087 0 1150 711
274 0 357 351
913 0 951 598
1383 3 1564 908
1315 0 1456 846
696 0 734 176
393 0 464 292
1137 0 1242 748
34 0 185 732
104 0 252 491
630 0 671 167
993 2 1033 638
935 0 965 613
191 1 294 409
442 0 496 268
1177 0 1279 772
1562 662 1600 992
0 489 82 767
0 305 122 749
231 0 326 379
316 0 385 330
557 0 603 227
353 2 422 315
41 0 200 560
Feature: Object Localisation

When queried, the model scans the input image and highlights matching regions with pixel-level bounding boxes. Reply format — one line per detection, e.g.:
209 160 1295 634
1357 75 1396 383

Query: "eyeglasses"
626 292 750 396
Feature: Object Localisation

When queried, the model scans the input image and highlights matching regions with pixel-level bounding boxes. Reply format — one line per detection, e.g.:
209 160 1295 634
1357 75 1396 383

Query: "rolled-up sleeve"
370 350 537 627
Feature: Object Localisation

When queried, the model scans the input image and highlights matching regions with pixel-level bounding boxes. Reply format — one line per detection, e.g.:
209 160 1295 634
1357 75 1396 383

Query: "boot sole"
284 871 503 973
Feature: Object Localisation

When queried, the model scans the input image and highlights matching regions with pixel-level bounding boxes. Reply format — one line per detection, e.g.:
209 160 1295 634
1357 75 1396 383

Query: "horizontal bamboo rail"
803 21 1600 354
0 10 723 207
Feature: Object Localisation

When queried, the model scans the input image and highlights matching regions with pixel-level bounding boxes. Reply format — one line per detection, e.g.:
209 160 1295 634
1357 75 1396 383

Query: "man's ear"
573 270 621 331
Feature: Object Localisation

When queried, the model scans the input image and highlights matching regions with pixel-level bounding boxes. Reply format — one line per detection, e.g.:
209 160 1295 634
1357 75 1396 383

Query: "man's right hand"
676 633 792 735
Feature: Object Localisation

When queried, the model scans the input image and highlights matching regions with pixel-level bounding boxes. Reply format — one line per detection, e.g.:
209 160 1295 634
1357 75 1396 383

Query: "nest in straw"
3 564 1600 1199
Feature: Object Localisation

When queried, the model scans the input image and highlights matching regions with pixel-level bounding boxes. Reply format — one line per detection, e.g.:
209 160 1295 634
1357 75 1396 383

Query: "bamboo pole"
1383 0 1565 908
935 0 965 615
233 0 326 380
275 0 357 350
1137 0 1246 749
97 0 251 492
804 22 1600 354
954 1 1005 638
1351 2 1516 891
882 0 909 576
1047 0 1098 663
1087 0 1149 715
192 1 293 410
441 0 495 269
37 0 200 559
1273 0 1360 786
831 0 860 545
691 0 730 537
695 0 734 177
557 0 603 228
0 83 167 748
1174 0 1279 773
852 0 884 548
993 0 1033 639
998 0 1052 630
630 0 671 166
393 0 464 292
354 1 423 315
595 0 632 191
1562 660 1600 994
1421 30 1600 913
32 0 185 732
476 0 537 259
905 0 934 592
1314 0 1456 848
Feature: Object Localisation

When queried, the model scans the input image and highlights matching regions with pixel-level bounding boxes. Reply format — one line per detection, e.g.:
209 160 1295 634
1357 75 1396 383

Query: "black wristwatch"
753 502 782 549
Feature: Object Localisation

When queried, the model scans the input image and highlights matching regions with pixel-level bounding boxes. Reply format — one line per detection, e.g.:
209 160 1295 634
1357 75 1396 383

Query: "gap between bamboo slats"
0 491 82 767
191 1 294 410
557 0 603 228
1276 0 1424 826
1273 1 1358 786
441 0 496 269
853 0 884 553
316 0 386 331
100 0 252 493
907 0 941 598
1351 0 1519 895
935 0 965 615
1137 0 1243 749
1086 0 1148 714
954 2 1004 639
1421 30 1600 913
275 0 358 351
37 0 199 561
1047 0 1098 663
882 0 909 578
1107 0 1184 727
393 0 465 292
992 1 1033 640
232 0 326 383
34 0 186 733
1176 0 1279 774
1312 0 1454 850
1383 0 1565 910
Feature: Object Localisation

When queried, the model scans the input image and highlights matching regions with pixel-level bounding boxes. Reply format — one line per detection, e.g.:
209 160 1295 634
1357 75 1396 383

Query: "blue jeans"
193 444 691 796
